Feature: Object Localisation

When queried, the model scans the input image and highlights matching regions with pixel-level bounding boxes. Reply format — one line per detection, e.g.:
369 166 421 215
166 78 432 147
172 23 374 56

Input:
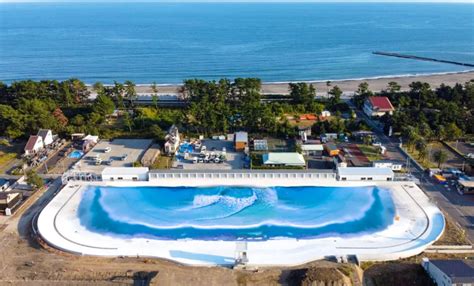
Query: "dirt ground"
0 228 362 286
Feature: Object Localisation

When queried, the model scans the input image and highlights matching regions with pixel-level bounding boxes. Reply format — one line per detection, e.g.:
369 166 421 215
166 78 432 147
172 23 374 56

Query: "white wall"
339 174 392 181
373 162 403 171
102 174 148 181
148 171 338 187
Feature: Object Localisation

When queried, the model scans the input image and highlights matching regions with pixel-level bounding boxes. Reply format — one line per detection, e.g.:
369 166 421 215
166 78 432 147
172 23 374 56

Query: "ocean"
0 3 473 84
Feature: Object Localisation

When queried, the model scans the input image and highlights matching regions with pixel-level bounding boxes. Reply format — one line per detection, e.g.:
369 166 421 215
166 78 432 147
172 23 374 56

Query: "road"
349 99 474 243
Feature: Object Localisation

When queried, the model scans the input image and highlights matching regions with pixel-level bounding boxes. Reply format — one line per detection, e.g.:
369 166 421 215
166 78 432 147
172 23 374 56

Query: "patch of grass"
360 261 376 271
150 155 173 169
357 144 382 161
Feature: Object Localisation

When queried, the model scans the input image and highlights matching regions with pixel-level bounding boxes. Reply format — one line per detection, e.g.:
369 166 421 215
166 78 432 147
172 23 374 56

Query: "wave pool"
78 185 396 240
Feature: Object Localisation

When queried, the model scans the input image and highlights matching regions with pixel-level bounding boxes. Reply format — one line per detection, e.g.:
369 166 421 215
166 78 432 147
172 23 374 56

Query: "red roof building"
363 96 395 117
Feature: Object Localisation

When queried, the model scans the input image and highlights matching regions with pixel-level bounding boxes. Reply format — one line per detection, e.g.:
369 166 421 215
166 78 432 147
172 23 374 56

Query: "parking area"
173 139 245 170
73 139 152 174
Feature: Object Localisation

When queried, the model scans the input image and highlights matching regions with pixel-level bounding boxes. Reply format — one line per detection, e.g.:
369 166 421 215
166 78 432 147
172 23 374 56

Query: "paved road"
349 99 474 243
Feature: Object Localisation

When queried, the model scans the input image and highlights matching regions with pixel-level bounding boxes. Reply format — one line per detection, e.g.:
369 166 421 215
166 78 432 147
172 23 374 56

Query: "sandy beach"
127 71 474 95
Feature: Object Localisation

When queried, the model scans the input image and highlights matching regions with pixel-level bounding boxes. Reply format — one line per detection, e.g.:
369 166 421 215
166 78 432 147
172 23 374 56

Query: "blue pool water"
68 150 84 159
178 143 194 154
1 3 473 83
78 185 396 240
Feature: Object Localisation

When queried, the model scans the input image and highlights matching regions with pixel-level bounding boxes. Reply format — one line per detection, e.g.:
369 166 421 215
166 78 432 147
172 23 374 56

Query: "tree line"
0 78 472 144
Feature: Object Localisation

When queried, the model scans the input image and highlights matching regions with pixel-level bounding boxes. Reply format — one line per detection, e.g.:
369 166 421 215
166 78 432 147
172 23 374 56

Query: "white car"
467 153 474 159
104 147 111 153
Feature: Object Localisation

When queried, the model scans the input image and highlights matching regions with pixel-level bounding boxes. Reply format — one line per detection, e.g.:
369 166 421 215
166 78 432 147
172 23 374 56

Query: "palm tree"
152 94 159 110
433 150 448 168
326 81 331 99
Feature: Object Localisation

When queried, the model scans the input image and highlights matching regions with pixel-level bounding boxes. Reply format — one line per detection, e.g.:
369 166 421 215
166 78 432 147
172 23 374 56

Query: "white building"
372 160 403 171
234 131 249 151
262 153 306 167
37 129 54 146
164 125 180 155
101 167 149 181
24 135 44 155
336 167 394 181
300 144 324 156
422 258 474 286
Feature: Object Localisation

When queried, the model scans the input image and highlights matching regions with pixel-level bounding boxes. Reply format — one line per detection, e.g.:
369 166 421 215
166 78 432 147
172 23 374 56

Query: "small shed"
324 143 340 157
301 144 324 156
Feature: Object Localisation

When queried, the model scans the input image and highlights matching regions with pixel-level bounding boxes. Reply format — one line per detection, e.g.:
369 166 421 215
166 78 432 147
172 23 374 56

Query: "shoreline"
87 70 474 95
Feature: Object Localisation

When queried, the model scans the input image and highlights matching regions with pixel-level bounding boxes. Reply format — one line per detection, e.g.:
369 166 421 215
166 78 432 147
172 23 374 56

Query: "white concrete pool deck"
37 179 445 266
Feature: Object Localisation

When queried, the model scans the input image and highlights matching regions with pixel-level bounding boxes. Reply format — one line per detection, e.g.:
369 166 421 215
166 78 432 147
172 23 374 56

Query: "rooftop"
368 96 395 111
458 179 474 188
262 152 305 166
235 131 248 143
37 129 51 138
24 135 41 151
71 139 152 174
431 260 474 283
301 144 324 151
325 143 338 150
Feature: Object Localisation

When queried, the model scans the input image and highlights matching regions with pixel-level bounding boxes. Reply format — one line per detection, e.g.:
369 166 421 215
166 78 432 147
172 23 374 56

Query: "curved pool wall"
37 180 445 266
78 185 395 240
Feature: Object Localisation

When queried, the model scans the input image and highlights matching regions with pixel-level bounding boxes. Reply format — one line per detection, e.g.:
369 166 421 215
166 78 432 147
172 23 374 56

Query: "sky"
0 0 473 2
